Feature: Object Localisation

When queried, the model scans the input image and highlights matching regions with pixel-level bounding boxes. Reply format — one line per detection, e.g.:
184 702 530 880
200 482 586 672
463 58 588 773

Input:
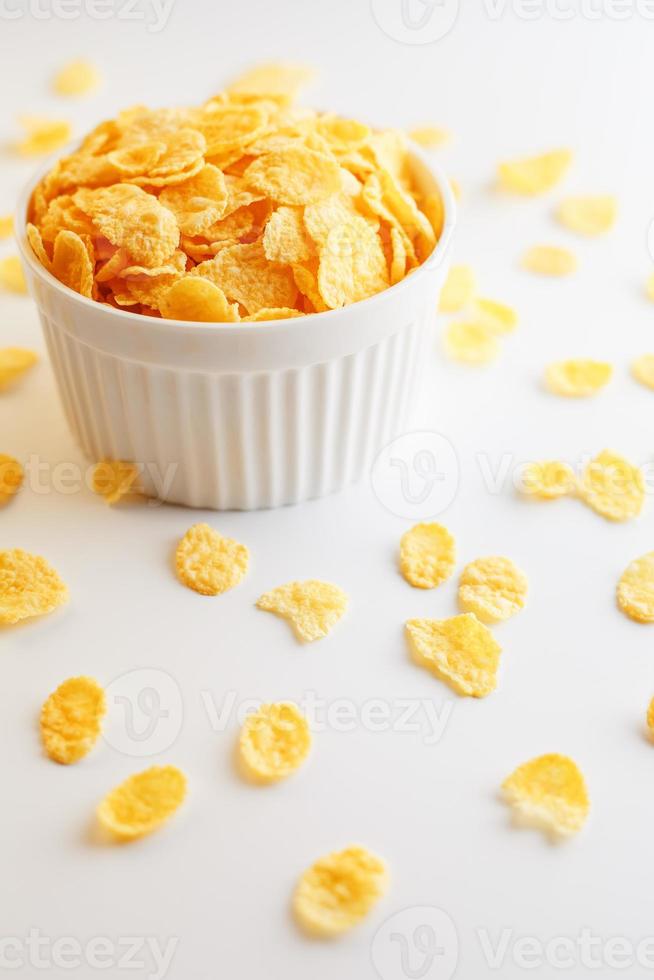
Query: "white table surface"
2 3 654 978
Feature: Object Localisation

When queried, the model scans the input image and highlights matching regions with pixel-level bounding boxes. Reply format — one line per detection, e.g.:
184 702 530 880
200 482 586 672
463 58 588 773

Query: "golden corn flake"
263 206 312 264
159 164 228 236
556 195 617 236
243 307 304 321
444 321 499 364
51 230 94 298
40 676 106 764
92 459 140 504
408 125 450 148
545 359 612 397
294 845 388 937
176 522 248 596
244 146 341 206
521 460 576 499
17 115 72 156
97 765 187 840
522 245 577 276
0 256 27 294
579 449 644 522
75 185 179 267
458 556 528 624
0 215 14 239
439 264 475 313
318 216 388 309
257 580 348 642
502 754 590 838
53 59 101 97
406 614 501 698
212 241 297 314
647 697 654 735
0 348 38 390
400 523 456 589
631 355 654 391
239 702 311 781
617 552 654 623
0 548 68 625
474 297 518 334
0 454 23 506
498 149 572 195
160 277 239 322
227 62 314 102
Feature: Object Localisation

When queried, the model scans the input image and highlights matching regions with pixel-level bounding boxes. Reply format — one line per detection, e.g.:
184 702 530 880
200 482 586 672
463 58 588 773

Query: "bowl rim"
15 138 456 335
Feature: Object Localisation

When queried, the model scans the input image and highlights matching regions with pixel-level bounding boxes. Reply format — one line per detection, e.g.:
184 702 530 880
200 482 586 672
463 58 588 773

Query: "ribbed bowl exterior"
38 307 433 509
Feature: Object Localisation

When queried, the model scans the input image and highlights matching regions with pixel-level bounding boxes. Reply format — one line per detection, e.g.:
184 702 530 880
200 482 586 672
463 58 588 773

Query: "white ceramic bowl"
16 148 456 510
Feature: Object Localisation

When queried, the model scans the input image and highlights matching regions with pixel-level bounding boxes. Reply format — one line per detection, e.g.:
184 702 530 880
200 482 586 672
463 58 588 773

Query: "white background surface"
2 2 654 978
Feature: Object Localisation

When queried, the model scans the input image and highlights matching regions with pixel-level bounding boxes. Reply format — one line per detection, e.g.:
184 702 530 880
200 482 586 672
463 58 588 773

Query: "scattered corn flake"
239 702 311 782
160 276 239 322
0 256 27 294
0 215 13 239
458 556 528 624
631 355 654 391
17 115 72 156
40 676 106 764
444 320 499 364
51 230 94 298
502 753 590 838
439 264 475 313
318 216 389 309
92 459 140 504
579 449 644 522
400 522 456 590
408 125 450 148
243 146 341 206
647 697 654 735
406 614 501 698
474 297 518 333
0 348 38 390
257 580 348 642
498 149 572 195
522 245 577 276
545 359 612 397
0 548 68 625
556 195 617 236
294 845 388 937
521 460 577 500
227 62 314 102
97 765 187 840
175 522 248 596
0 454 23 506
53 59 101 97
617 552 654 623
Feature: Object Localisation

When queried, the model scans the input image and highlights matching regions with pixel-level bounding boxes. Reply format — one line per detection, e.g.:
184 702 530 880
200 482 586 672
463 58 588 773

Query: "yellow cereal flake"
239 702 311 781
498 149 572 195
75 184 179 267
556 195 617 236
579 449 644 522
227 62 314 102
0 454 23 505
408 125 450 148
51 230 94 298
631 355 654 391
545 359 612 397
318 216 389 309
0 215 14 239
17 116 72 156
502 754 590 838
474 297 518 334
160 277 239 322
0 549 68 625
294 846 388 937
444 320 499 364
159 164 228 236
406 614 501 698
242 307 304 321
263 206 312 264
92 459 140 504
257 580 348 642
458 556 528 623
53 59 101 97
439 264 475 313
646 697 654 735
522 245 577 276
176 523 248 596
97 765 187 840
212 241 297 314
399 523 456 589
243 146 341 206
617 552 654 623
0 256 27 294
40 676 106 764
0 348 38 390
521 460 576 499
